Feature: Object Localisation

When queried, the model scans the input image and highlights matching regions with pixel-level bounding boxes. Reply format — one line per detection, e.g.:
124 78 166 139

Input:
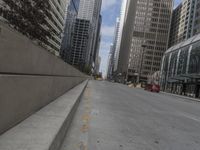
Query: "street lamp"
138 44 147 83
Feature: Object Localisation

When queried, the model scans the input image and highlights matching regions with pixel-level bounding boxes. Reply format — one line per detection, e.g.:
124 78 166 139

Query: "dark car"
145 84 160 93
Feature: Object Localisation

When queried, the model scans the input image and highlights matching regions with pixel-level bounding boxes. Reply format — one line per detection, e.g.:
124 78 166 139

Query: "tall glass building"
60 0 80 62
114 0 128 72
68 0 102 70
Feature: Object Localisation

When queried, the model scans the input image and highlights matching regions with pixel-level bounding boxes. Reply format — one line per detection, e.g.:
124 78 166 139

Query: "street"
61 80 200 150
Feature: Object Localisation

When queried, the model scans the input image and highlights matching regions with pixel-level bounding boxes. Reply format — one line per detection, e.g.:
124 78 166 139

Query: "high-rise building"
114 0 130 72
60 0 80 62
78 0 102 24
115 0 139 82
116 0 173 83
107 17 120 78
48 0 68 55
96 56 101 75
117 0 139 81
70 19 92 68
169 0 196 47
193 0 200 35
107 18 121 79
105 18 120 79
93 15 102 74
107 44 114 79
0 0 68 55
68 0 102 70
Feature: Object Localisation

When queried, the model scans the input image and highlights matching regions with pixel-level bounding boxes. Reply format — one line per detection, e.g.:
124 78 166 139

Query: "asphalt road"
60 80 200 150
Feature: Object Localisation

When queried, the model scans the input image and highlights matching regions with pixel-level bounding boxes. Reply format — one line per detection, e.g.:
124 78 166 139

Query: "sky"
99 0 182 77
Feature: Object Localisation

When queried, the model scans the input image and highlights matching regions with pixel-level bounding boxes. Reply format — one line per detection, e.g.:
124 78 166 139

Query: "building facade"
106 18 120 79
114 0 129 74
0 0 68 55
113 18 120 72
48 0 68 55
107 44 114 79
123 0 173 83
160 34 200 98
95 56 101 75
193 0 200 35
93 15 102 74
115 0 138 82
69 19 91 69
60 0 80 63
107 18 120 79
169 0 197 47
68 0 102 71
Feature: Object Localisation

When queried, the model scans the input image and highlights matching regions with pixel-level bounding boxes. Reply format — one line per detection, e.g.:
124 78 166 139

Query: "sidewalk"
161 91 200 103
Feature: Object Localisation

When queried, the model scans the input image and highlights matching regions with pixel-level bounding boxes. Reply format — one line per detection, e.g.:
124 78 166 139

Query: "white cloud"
101 25 115 37
100 41 111 53
102 0 118 11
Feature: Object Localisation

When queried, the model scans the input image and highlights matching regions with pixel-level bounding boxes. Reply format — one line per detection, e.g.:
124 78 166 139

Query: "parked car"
145 84 160 93
145 71 160 93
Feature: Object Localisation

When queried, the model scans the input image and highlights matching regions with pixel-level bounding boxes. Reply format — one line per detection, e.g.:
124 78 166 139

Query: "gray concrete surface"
62 80 200 150
0 80 88 150
0 21 86 77
0 21 88 134
0 75 86 134
161 91 200 102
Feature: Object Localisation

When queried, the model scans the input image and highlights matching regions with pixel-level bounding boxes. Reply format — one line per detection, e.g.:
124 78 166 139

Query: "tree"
0 0 53 44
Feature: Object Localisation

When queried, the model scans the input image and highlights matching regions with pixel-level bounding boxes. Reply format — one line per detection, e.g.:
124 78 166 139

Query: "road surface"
61 80 200 150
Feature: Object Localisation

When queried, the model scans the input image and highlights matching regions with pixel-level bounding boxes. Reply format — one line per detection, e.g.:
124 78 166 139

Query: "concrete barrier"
0 80 88 150
0 21 88 134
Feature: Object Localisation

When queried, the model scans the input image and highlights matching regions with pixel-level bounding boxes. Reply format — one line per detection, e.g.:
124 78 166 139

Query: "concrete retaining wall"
0 21 88 134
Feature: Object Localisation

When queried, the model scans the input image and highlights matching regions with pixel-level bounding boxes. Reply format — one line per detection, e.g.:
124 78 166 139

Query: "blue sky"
99 0 182 76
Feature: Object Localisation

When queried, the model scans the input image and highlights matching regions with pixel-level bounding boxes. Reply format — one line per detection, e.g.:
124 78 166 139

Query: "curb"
161 91 200 103
0 80 89 150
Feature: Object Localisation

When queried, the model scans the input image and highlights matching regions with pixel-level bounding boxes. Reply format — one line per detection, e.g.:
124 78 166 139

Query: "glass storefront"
161 34 200 98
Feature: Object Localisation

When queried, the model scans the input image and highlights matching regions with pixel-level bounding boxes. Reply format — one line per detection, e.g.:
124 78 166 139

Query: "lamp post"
138 44 147 83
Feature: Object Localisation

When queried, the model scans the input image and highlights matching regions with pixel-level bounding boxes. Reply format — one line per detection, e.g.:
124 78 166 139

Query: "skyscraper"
107 18 120 79
116 0 173 83
114 0 130 72
68 0 102 71
0 0 68 55
60 0 80 62
48 0 69 55
169 0 197 47
93 15 102 74
115 0 138 82
113 18 120 72
78 0 102 69
107 44 114 79
70 19 91 68
193 0 200 35
96 56 101 75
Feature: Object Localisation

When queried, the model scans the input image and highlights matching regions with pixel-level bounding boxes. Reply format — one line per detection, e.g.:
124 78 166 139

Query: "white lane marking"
179 112 200 123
